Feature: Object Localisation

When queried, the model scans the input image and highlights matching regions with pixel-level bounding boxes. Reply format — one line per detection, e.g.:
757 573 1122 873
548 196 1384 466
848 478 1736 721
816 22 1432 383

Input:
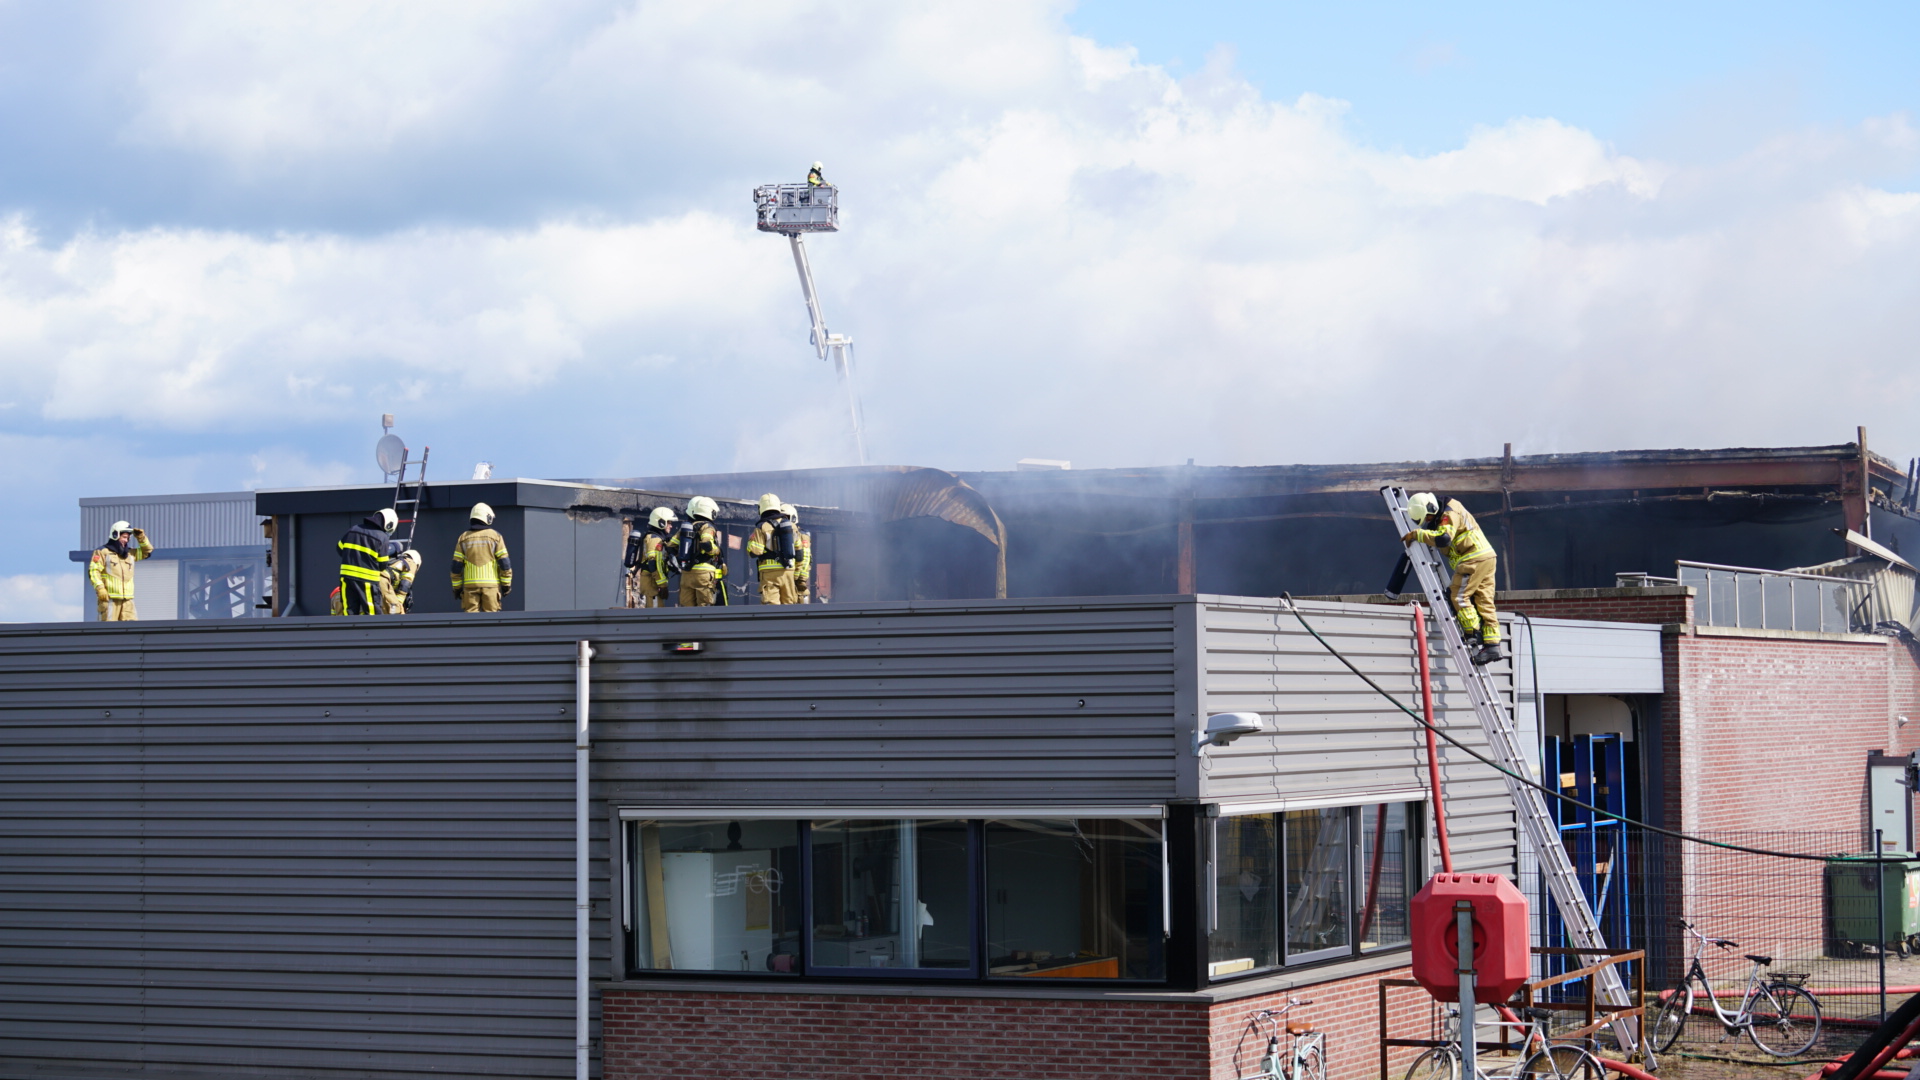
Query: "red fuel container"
1409 872 1529 1003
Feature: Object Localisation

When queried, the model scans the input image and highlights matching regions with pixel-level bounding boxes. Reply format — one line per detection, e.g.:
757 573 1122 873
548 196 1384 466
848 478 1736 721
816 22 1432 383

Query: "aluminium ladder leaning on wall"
1382 485 1642 1058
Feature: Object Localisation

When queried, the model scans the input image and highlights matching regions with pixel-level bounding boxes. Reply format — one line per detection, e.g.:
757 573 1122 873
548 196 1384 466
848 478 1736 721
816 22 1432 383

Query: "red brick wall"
603 965 1430 1080
1498 590 1693 627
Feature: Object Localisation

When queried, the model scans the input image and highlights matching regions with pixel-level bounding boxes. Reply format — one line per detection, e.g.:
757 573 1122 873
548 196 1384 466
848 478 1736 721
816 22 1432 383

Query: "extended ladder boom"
1382 486 1641 1057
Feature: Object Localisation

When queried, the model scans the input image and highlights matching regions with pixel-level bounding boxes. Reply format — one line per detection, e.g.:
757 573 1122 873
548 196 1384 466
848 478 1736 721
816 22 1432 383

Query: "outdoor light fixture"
1196 711 1265 751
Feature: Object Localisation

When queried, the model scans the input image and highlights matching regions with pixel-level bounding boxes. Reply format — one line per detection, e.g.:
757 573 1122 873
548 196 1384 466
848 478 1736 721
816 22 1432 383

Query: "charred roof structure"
605 435 1920 602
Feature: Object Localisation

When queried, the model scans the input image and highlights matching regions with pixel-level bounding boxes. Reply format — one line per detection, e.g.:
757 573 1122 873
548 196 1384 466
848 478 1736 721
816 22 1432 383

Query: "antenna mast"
754 179 868 465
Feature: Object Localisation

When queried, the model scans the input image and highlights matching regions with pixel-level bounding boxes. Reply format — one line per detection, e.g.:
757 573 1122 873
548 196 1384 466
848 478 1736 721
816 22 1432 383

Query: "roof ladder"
390 446 430 549
1381 485 1643 1062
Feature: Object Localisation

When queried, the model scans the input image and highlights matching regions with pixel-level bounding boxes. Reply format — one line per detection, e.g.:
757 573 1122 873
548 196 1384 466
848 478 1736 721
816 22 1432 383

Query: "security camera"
1197 712 1265 751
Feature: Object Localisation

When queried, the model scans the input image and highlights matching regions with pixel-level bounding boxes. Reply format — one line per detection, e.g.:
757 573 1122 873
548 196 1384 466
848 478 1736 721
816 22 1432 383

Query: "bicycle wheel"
1291 1039 1326 1080
1520 1045 1606 1080
1649 986 1689 1053
1403 1046 1460 1080
1747 982 1821 1057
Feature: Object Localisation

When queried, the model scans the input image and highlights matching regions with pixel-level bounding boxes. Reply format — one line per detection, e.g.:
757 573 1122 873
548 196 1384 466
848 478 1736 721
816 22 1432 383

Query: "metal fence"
1521 828 1912 1066
1677 561 1862 634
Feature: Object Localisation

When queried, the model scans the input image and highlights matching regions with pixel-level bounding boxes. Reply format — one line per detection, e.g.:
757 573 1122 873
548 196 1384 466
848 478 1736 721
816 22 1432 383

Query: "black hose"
1280 594 1909 865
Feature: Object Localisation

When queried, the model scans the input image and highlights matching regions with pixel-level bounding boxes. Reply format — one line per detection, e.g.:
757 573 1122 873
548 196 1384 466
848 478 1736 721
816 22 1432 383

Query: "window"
625 814 1167 983
1209 801 1420 979
631 819 804 974
984 818 1164 980
809 819 972 972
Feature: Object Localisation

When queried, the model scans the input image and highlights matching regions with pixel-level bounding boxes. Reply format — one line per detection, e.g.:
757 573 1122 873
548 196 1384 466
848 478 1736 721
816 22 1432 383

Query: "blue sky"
1 1 1918 619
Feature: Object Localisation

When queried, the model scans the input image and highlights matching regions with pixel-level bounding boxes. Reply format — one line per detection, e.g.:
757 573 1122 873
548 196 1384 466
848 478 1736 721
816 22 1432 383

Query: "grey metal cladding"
80 491 264 550
1196 597 1518 872
0 598 1184 1079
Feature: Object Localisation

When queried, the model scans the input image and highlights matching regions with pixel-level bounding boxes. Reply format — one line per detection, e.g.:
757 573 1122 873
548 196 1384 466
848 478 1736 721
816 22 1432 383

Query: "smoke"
0 0 1916 585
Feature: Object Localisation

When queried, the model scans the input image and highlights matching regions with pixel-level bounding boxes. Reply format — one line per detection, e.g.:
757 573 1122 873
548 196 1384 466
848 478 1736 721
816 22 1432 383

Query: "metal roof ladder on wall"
390 447 430 549
1382 485 1643 1059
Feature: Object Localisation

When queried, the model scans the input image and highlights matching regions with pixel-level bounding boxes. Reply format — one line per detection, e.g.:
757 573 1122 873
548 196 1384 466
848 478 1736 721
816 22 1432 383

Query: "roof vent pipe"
574 640 594 1080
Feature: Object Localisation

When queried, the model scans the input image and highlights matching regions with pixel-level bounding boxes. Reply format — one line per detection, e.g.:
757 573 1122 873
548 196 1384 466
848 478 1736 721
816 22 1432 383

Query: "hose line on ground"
1280 594 1902 865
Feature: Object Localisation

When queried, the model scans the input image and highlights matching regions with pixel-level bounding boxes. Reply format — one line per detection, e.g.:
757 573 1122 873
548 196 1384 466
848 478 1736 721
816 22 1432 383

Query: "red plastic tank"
1409 872 1530 1003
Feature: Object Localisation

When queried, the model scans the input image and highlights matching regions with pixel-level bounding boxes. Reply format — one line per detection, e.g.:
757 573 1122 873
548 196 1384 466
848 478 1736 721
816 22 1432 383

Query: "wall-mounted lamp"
1197 711 1265 752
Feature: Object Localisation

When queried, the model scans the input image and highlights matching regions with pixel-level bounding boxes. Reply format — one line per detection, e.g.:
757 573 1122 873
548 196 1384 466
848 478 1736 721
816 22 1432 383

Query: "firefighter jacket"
452 528 513 591
337 518 393 590
381 560 417 614
686 521 726 573
746 514 796 572
638 529 672 587
1408 498 1494 572
794 531 813 585
89 534 153 600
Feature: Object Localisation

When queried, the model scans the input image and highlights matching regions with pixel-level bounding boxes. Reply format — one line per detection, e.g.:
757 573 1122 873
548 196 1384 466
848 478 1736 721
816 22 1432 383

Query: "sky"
1 0 1918 620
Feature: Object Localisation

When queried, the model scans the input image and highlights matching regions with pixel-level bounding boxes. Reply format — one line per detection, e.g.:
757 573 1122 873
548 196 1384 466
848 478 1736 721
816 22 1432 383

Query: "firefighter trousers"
680 566 721 607
1450 556 1499 643
341 577 380 616
460 586 502 612
97 597 137 621
758 566 796 605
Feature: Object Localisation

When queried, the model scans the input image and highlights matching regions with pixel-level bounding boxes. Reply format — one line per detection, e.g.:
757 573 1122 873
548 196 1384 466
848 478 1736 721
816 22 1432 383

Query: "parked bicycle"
1403 1007 1605 1080
1649 920 1822 1057
1234 998 1325 1080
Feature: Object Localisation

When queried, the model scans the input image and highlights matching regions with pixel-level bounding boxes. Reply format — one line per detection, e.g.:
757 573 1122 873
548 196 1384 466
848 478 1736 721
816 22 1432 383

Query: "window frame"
1206 793 1425 982
617 806 1169 986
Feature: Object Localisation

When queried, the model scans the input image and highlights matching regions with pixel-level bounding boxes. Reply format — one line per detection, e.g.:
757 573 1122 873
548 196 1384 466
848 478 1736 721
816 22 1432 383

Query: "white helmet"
1407 492 1439 524
648 506 678 531
374 508 399 532
687 495 718 521
757 493 782 514
398 549 421 570
470 502 495 526
780 503 797 523
812 161 823 170
108 520 133 540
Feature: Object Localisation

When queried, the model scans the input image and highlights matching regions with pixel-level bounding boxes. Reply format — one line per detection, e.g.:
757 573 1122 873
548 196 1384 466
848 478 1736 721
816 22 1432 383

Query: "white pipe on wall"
575 640 594 1080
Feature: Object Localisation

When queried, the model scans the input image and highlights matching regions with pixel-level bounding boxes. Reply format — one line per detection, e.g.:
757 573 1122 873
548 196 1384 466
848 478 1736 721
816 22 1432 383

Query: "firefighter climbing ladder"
1381 486 1641 1056
389 446 430 549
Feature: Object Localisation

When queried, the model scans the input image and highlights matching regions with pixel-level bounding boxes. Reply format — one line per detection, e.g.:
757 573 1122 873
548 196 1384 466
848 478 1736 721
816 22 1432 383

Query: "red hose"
1414 606 1452 872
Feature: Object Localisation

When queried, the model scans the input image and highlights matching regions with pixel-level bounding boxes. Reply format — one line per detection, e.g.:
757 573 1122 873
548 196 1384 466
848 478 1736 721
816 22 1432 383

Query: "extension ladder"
1381 486 1641 1057
390 446 431 549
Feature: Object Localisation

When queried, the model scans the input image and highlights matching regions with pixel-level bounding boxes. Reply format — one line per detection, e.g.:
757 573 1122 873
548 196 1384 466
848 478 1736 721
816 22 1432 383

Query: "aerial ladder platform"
1382 486 1642 1058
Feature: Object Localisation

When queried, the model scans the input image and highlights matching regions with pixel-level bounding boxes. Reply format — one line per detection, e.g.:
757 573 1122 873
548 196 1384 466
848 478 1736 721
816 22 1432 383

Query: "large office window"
1209 801 1421 979
809 819 972 972
627 814 1167 983
631 818 804 974
984 818 1164 980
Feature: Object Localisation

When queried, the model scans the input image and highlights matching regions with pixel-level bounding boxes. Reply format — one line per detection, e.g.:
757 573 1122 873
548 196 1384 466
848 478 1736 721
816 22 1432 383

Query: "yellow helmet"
687 495 718 521
757 493 782 514
470 502 496 526
1407 492 1439 523
780 503 797 523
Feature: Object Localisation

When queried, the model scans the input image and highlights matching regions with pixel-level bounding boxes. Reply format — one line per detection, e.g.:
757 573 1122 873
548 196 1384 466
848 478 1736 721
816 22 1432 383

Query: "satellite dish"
376 434 407 476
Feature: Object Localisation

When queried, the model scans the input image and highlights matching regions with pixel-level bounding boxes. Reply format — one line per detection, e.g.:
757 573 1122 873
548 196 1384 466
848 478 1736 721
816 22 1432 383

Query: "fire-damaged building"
7 435 1916 1079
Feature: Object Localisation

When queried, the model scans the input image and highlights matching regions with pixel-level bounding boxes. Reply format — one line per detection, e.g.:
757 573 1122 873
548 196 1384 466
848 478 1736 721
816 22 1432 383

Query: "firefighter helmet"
470 502 495 526
687 496 718 521
648 506 678 531
780 503 797 523
1407 492 1439 524
758 493 782 514
108 520 133 539
375 508 399 532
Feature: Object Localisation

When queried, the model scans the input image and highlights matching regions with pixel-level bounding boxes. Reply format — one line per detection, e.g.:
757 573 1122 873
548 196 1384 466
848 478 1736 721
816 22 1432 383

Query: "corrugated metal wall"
0 595 1520 1077
1198 597 1518 874
80 492 265 550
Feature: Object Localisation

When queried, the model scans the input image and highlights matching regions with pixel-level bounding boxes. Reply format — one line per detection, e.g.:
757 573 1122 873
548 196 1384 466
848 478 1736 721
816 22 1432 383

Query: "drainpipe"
575 640 595 1080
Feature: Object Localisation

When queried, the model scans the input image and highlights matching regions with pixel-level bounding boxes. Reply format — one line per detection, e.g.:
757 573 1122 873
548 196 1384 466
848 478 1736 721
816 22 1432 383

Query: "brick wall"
1497 588 1693 627
603 965 1426 1080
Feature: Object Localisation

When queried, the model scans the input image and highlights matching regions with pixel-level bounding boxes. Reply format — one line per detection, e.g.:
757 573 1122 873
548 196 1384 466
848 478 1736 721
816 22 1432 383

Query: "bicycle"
1402 1006 1606 1080
1648 920 1822 1057
1234 997 1325 1080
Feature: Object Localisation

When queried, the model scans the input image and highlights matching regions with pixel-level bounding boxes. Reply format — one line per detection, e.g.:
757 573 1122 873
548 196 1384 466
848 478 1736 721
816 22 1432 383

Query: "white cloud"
0 573 80 623
0 0 1915 482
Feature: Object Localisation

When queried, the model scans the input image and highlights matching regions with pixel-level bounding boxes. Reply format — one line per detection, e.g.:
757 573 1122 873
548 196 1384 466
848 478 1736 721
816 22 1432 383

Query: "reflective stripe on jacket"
641 531 671 586
452 528 513 589
88 537 153 600
689 522 725 572
338 521 392 583
746 516 795 572
1410 498 1494 572
794 531 813 582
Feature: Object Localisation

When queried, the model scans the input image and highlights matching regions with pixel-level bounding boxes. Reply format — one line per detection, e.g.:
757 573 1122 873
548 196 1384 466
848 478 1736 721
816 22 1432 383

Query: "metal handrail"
1676 560 1847 583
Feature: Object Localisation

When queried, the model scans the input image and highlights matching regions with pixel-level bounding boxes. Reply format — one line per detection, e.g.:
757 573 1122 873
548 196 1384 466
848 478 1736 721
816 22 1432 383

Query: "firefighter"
625 507 677 608
452 503 513 612
745 493 798 604
1402 492 1505 664
783 502 813 603
88 520 152 621
381 549 421 614
678 496 727 607
807 161 826 186
337 509 396 616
